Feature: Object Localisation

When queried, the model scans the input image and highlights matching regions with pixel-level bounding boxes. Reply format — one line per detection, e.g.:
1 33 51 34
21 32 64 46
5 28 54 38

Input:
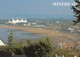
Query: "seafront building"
8 18 28 25
8 18 46 27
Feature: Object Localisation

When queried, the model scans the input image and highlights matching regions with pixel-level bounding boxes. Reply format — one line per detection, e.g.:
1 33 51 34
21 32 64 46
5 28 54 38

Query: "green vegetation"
8 31 14 52
71 0 80 25
24 37 53 57
0 32 80 57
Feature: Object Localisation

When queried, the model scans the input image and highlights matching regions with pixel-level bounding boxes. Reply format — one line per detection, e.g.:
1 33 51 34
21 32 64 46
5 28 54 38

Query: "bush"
11 43 25 55
12 48 24 55
24 38 53 57
55 49 72 57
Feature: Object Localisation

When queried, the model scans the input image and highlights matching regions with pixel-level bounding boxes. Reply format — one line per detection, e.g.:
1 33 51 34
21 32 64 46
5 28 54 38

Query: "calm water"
0 28 45 43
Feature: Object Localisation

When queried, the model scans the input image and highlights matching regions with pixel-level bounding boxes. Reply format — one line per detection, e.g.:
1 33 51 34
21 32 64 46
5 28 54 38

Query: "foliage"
23 37 53 57
7 31 25 55
9 42 25 55
8 31 13 45
0 35 80 56
55 49 72 57
71 0 80 25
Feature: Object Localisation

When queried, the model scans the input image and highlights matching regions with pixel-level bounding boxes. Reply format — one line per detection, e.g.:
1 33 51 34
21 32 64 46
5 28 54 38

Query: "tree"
8 30 14 52
24 38 53 57
71 0 80 25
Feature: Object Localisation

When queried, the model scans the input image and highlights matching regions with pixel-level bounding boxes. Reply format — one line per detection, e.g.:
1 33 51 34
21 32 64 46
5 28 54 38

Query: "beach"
0 25 76 39
0 25 78 46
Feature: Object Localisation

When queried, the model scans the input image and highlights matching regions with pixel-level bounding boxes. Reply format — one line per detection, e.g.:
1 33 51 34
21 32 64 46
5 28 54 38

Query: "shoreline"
0 25 76 39
0 25 78 46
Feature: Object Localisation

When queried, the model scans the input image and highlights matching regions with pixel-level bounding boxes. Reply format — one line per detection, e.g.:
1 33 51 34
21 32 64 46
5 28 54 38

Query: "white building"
8 18 28 25
68 28 74 33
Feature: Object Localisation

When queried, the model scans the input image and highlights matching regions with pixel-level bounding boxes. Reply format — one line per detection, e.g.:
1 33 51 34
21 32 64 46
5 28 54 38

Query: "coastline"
0 25 76 39
0 25 78 46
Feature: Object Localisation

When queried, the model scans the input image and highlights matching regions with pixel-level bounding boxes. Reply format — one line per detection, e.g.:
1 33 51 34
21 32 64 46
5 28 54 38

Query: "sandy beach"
0 25 76 39
0 25 78 46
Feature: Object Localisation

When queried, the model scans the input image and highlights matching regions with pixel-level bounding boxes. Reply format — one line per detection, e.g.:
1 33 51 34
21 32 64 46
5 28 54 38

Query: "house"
0 40 5 46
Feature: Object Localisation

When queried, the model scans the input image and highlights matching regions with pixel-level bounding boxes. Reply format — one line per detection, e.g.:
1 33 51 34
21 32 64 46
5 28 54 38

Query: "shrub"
24 38 53 57
11 43 25 55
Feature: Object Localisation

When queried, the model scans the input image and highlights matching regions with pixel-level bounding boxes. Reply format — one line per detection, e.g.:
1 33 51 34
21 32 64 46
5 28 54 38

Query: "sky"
0 0 75 19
